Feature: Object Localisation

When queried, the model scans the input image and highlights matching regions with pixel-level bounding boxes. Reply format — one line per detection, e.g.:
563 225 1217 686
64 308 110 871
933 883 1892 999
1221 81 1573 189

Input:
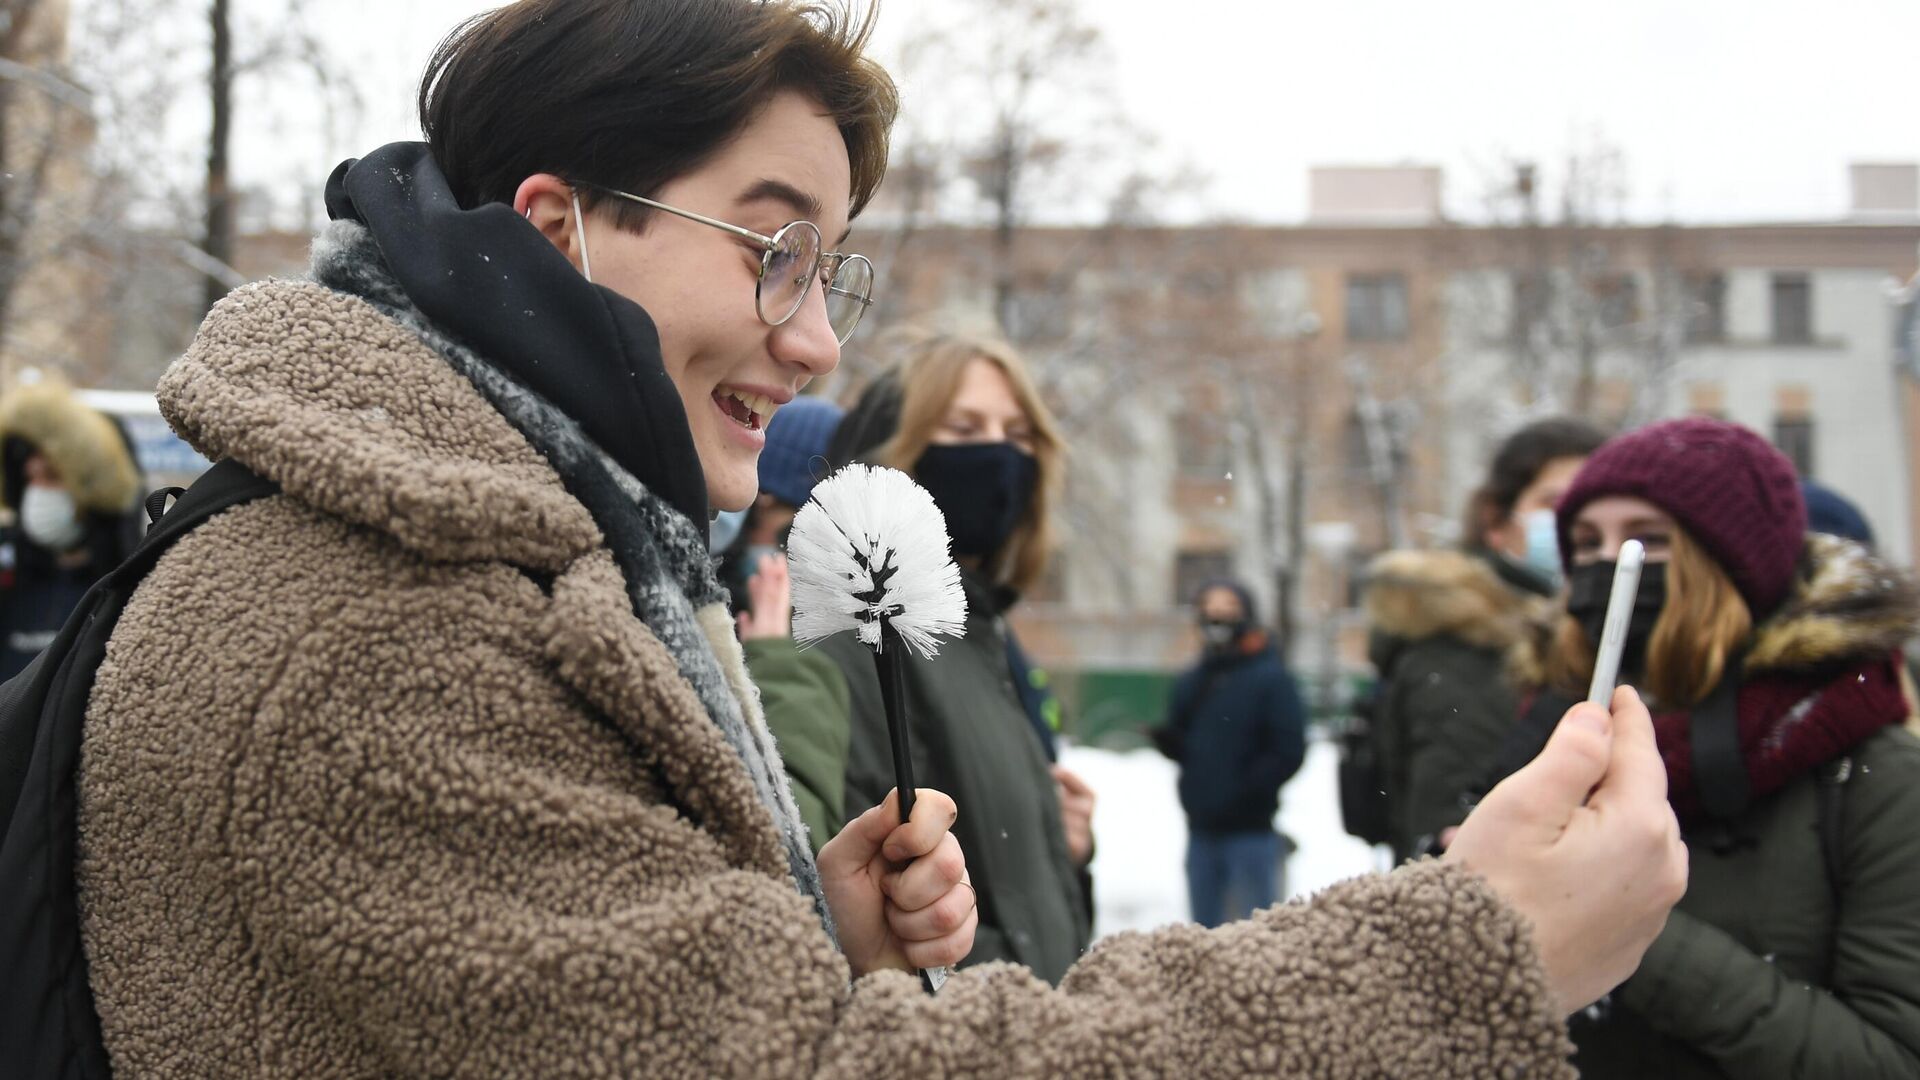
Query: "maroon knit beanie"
1556 417 1807 618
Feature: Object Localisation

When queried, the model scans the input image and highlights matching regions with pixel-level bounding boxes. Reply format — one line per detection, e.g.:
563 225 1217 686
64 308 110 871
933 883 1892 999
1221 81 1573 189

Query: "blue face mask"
1522 508 1564 588
709 509 748 555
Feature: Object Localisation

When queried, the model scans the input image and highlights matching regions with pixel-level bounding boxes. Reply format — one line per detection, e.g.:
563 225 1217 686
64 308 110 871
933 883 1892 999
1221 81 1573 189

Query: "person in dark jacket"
1801 478 1875 550
819 326 1098 986
1513 417 1920 1078
1152 579 1307 928
0 377 141 679
1363 417 1605 861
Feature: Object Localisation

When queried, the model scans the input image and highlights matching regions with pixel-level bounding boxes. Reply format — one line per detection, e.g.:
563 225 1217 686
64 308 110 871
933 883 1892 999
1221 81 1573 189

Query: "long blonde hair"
870 328 1064 594
1544 528 1754 708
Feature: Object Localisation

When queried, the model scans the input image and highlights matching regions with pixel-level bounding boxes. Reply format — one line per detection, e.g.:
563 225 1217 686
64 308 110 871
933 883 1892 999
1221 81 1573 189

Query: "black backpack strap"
1818 756 1850 897
143 487 186 527
124 460 279 580
1690 674 1749 821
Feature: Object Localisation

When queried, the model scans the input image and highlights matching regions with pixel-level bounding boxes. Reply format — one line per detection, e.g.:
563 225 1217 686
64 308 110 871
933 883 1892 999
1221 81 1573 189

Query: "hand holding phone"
1587 540 1646 705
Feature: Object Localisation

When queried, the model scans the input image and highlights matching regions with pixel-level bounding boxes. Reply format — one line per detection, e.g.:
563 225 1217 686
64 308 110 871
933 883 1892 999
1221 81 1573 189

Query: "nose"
769 278 840 378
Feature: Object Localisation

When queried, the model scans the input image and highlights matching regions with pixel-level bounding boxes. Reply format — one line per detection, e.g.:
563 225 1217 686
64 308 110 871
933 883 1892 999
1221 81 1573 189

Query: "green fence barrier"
1057 667 1377 749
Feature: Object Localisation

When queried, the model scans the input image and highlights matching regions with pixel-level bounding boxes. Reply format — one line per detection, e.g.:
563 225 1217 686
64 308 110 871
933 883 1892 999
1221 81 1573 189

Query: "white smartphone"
1587 539 1647 706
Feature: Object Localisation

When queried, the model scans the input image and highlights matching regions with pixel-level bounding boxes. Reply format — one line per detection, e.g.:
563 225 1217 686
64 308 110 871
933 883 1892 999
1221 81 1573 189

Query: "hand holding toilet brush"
787 464 967 992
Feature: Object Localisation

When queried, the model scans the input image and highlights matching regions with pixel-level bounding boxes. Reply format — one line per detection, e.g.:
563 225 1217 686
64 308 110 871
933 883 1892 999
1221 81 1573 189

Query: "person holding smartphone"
73 1 1683 1074
1514 417 1920 1078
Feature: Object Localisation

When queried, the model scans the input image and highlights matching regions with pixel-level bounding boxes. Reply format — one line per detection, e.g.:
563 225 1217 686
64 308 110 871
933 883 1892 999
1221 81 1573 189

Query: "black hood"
324 142 707 533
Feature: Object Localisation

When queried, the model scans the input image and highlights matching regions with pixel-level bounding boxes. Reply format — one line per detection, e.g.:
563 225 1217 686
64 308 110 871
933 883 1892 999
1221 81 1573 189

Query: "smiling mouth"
714 388 773 432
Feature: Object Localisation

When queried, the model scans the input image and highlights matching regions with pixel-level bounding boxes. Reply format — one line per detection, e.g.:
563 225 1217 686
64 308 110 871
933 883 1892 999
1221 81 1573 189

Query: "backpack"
1337 682 1393 846
0 459 277 1079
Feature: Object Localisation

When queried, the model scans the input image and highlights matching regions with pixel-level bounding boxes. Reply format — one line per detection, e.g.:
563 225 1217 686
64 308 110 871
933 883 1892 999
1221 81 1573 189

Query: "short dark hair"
1464 417 1609 549
419 0 898 228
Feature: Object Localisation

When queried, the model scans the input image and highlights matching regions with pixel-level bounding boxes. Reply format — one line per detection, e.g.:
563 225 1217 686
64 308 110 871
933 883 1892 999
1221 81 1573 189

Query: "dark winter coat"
1155 635 1308 835
0 383 143 678
822 571 1092 986
1512 535 1920 1079
1364 549 1557 862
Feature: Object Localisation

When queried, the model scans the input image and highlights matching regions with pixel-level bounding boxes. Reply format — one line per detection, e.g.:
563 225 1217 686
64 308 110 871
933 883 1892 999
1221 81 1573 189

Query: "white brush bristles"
788 464 968 658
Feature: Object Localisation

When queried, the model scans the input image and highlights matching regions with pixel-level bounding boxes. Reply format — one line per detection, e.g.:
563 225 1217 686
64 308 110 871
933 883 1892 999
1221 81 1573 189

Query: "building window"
1173 387 1232 478
1685 274 1726 343
1174 550 1235 607
1774 416 1815 476
1345 273 1410 342
1595 273 1640 328
1771 273 1813 344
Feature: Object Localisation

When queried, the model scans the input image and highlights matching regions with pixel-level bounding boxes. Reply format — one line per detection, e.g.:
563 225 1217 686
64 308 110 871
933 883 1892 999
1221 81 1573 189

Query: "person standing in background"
1153 579 1307 928
822 327 1098 984
0 378 141 679
1363 417 1606 861
1515 418 1920 1078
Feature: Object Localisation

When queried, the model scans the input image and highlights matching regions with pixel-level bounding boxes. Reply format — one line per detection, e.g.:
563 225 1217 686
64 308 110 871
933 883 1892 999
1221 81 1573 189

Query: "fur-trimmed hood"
1744 533 1920 675
0 379 139 514
1365 549 1560 658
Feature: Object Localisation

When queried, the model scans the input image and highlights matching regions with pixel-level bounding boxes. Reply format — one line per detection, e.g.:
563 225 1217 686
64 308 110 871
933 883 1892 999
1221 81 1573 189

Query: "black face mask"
914 442 1039 561
1566 560 1669 676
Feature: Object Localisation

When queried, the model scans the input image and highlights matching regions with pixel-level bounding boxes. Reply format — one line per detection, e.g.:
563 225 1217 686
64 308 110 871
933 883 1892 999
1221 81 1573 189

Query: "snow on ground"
1060 735 1389 939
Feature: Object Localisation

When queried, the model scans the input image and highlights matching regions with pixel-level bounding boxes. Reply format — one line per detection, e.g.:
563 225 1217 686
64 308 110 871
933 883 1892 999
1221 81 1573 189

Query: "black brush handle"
875 622 945 994
875 623 917 823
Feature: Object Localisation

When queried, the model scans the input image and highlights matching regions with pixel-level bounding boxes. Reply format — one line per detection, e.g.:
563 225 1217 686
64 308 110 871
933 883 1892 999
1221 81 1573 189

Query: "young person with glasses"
74 1 1683 1075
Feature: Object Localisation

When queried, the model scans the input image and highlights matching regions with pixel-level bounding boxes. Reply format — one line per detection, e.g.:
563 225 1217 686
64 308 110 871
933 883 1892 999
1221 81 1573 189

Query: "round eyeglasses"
577 183 875 345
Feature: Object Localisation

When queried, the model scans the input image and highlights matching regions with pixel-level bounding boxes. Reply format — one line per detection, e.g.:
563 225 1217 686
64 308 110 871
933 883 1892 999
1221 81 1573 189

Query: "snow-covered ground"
1060 735 1389 939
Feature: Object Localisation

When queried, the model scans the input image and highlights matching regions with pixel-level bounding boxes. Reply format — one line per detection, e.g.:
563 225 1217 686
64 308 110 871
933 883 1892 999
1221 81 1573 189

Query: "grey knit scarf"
309 220 834 941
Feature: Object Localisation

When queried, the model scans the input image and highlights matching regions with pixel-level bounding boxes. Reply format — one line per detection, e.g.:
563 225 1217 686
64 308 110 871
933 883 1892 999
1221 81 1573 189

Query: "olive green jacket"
822 572 1091 986
1561 535 1920 1079
745 636 851 854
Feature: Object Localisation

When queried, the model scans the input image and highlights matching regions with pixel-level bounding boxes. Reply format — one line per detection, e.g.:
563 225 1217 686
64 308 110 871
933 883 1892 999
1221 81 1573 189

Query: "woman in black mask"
821 327 1096 985
1510 417 1920 1078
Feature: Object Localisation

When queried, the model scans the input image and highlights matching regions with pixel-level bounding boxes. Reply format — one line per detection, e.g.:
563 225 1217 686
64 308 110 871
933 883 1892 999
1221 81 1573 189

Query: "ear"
514 173 584 269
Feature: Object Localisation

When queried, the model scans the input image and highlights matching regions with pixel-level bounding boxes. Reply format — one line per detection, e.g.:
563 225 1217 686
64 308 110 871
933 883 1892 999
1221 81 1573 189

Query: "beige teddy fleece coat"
75 280 1576 1078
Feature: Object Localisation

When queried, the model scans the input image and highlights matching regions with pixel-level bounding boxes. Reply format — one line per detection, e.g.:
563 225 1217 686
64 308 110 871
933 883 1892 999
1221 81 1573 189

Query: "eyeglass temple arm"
590 186 778 251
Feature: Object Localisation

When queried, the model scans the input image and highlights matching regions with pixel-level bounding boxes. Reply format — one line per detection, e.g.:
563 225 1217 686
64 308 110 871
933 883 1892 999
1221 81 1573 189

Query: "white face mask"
1520 507 1563 588
709 508 747 554
20 486 85 552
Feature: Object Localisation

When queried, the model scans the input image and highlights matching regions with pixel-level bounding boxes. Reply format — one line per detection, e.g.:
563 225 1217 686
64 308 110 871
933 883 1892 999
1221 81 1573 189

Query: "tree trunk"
0 0 41 364
201 0 234 318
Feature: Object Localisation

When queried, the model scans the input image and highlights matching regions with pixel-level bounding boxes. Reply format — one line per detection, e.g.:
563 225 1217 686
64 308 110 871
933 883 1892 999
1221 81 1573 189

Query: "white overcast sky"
275 0 1919 225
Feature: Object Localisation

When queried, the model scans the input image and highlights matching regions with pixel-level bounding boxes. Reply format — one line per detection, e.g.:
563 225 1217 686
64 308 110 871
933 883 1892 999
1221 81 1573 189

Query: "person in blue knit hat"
1801 480 1876 551
726 394 852 852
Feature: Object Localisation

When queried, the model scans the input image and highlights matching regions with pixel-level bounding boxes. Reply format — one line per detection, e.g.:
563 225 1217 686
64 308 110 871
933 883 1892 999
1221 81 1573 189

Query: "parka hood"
158 277 604 573
1744 532 1920 676
1365 549 1559 656
0 379 140 514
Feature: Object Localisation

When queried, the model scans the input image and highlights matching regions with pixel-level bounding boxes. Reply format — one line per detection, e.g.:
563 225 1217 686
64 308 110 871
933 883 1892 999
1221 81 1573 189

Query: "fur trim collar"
0 379 140 513
1365 550 1559 652
1745 533 1920 675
